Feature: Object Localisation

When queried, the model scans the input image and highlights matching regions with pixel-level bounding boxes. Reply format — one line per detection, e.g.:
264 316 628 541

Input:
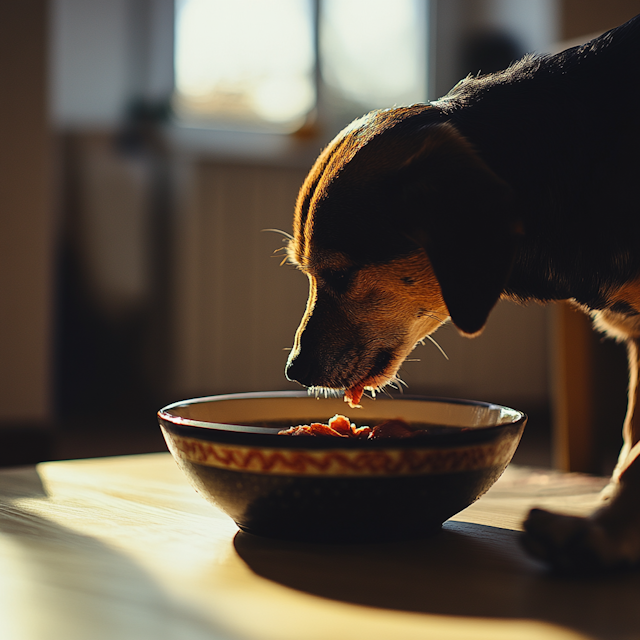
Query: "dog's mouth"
344 383 366 408
343 350 395 408
299 347 400 408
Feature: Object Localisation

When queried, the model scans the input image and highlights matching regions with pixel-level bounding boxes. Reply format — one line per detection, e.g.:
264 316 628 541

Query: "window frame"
168 0 435 165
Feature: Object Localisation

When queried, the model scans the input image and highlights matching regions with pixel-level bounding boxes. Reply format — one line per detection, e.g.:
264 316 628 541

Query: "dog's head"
285 105 519 397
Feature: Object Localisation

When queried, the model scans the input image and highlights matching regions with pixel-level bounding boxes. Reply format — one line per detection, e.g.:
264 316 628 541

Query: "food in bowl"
278 414 417 438
158 392 526 542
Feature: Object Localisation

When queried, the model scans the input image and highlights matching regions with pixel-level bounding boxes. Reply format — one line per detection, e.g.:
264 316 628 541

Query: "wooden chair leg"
550 301 595 472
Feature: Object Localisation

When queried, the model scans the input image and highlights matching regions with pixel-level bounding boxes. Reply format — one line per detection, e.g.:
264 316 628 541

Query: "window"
174 0 429 133
320 0 428 119
174 0 316 130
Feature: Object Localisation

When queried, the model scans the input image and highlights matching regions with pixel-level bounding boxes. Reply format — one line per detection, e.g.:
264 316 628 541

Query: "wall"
561 0 640 40
0 1 53 423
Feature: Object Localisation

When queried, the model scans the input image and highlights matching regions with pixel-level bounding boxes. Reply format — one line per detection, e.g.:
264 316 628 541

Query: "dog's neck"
501 229 639 313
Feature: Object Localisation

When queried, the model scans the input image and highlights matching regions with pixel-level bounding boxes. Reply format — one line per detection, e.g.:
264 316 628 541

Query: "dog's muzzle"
285 350 314 387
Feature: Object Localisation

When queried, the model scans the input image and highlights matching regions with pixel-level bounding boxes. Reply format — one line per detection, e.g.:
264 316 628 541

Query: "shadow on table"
234 520 640 639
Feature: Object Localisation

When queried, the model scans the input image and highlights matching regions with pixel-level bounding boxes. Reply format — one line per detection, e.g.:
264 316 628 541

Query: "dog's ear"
400 122 520 335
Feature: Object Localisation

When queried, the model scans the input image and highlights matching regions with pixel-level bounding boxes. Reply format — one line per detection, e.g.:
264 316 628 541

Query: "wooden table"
1 453 639 640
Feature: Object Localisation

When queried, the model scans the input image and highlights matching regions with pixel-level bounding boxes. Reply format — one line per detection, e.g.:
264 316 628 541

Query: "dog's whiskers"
425 334 449 360
380 386 395 398
388 374 408 392
308 386 342 401
376 374 407 398
262 228 293 240
271 247 300 268
270 246 293 267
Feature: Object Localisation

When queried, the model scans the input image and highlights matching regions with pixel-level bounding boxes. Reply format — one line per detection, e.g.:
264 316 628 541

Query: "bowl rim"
157 391 527 449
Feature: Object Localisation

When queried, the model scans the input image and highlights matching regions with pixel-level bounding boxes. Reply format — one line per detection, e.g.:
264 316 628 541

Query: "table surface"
1 452 639 640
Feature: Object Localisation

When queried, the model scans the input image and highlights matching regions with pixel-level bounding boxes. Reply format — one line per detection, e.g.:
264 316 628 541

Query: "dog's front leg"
521 337 640 571
611 339 640 484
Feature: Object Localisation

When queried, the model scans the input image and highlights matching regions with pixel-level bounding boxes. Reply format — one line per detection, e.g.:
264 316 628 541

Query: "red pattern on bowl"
164 431 521 476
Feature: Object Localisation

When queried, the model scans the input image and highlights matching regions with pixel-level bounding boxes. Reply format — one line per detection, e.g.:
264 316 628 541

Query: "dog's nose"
285 351 313 387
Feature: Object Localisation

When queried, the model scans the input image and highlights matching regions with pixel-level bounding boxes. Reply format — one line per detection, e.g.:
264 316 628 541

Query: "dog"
284 14 640 571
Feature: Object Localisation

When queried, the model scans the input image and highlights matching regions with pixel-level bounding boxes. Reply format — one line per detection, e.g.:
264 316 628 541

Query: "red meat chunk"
344 383 365 408
278 415 414 439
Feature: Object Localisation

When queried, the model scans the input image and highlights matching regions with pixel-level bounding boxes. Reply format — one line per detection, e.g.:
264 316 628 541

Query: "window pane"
321 0 427 114
174 0 315 129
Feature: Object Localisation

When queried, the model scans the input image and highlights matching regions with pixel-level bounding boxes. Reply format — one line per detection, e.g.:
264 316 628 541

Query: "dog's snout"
285 350 313 387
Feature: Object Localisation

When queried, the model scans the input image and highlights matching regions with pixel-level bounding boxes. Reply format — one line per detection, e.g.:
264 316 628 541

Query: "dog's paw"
521 508 639 572
598 479 619 503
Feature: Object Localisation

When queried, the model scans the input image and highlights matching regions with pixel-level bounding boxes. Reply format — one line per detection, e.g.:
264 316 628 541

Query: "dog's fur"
285 15 640 570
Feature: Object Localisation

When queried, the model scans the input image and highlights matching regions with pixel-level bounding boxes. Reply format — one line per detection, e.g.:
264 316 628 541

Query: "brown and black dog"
284 15 640 571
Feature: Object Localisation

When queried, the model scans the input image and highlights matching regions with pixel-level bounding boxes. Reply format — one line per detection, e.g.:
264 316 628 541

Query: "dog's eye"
319 268 355 294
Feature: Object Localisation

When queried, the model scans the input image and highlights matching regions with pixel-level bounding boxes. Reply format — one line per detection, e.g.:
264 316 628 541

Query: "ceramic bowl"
158 391 526 542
